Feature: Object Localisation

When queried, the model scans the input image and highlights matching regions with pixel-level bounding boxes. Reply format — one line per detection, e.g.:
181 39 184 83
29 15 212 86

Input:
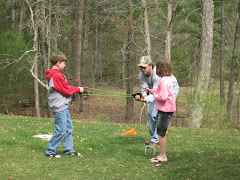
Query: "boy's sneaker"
66 151 81 156
46 153 61 158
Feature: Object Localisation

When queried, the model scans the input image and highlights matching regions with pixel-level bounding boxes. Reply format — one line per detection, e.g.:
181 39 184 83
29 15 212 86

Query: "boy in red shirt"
45 52 84 158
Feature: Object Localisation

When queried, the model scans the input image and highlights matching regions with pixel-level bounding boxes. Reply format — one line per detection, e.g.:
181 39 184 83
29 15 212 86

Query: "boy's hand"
78 87 84 93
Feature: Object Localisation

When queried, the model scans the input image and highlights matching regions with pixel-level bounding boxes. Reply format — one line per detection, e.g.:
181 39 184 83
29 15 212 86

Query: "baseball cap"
137 56 152 67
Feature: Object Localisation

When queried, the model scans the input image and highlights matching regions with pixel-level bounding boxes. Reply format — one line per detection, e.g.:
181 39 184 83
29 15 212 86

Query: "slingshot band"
81 93 132 98
82 87 132 96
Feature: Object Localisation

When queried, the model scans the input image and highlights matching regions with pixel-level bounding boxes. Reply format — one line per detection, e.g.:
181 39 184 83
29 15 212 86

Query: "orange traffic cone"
123 128 136 135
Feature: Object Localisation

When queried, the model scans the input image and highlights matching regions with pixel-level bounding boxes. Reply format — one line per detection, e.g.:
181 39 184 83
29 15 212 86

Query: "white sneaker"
46 153 61 158
68 151 81 156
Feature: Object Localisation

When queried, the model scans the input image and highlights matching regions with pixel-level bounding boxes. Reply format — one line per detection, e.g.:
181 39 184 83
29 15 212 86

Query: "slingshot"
81 87 142 98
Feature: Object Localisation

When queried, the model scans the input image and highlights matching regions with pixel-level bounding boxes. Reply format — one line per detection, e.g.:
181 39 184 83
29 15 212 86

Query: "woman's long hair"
156 58 172 77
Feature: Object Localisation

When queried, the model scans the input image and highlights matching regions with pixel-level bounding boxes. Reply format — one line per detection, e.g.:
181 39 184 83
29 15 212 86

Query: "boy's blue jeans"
45 108 75 155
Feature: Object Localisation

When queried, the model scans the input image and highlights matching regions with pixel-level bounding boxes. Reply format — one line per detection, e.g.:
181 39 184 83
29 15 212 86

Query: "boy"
45 52 84 158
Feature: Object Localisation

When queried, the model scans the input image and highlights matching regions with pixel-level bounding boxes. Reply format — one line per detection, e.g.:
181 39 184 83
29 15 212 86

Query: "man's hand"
135 94 145 102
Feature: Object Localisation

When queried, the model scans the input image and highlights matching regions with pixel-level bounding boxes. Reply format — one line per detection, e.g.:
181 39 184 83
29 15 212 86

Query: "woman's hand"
145 88 150 94
145 88 154 94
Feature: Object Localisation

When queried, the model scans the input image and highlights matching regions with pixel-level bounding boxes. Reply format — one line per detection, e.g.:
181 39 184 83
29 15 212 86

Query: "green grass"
0 114 240 180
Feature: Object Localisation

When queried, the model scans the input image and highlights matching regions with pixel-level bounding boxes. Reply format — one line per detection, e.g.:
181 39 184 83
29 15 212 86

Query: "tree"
121 37 126 89
93 3 102 83
38 0 52 117
19 1 26 34
72 0 84 112
72 0 83 82
142 0 151 56
190 0 214 128
227 0 240 123
165 0 179 61
220 0 226 99
165 0 173 60
46 0 51 69
125 0 134 121
26 0 41 117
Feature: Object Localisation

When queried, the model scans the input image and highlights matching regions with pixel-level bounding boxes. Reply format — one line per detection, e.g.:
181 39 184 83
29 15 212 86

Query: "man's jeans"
173 81 179 101
45 108 75 155
147 101 159 143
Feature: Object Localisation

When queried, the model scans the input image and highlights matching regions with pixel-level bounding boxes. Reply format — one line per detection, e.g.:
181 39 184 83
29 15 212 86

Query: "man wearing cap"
135 56 179 148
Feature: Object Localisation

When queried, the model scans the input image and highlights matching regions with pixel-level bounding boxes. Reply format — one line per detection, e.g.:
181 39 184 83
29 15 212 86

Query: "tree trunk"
33 1 40 117
165 0 173 60
190 0 214 128
220 0 226 99
72 0 84 112
39 0 47 79
39 0 52 118
79 0 84 113
227 0 240 123
237 70 240 126
26 0 42 117
142 0 151 56
11 0 16 28
121 37 126 89
47 0 51 69
94 6 102 84
19 1 26 34
82 3 89 74
53 3 59 51
80 2 90 112
237 70 240 125
165 0 178 60
72 0 83 82
99 29 103 84
34 2 40 118
83 5 89 52
125 0 134 122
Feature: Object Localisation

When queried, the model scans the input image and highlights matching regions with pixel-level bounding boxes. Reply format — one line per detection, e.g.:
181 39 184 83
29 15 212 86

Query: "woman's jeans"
156 111 173 136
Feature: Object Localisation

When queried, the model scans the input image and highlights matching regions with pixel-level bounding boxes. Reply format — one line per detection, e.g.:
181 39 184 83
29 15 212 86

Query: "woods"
0 0 239 129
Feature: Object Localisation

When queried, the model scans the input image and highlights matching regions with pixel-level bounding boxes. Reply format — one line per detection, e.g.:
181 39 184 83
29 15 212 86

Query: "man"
135 56 179 148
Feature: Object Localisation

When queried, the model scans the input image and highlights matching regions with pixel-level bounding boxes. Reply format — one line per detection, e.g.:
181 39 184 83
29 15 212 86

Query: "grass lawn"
0 114 239 179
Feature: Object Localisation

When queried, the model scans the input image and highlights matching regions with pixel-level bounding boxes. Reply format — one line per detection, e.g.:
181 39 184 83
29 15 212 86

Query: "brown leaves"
80 137 87 142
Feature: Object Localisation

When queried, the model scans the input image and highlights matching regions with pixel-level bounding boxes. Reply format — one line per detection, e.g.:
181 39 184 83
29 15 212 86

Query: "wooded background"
0 0 239 129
